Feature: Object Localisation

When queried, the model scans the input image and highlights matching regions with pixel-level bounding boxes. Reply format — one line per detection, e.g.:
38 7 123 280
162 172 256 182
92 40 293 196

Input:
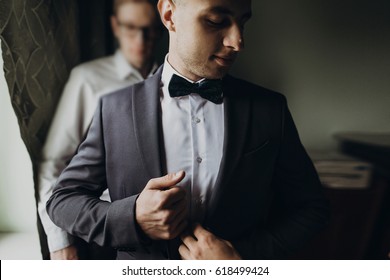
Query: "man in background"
38 0 162 259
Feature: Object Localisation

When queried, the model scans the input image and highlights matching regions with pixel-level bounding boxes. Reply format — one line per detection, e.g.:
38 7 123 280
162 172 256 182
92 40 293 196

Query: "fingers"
179 225 241 260
168 202 189 230
179 229 198 260
179 242 191 260
161 214 189 240
152 199 188 234
158 185 187 208
192 223 209 239
135 171 189 240
160 197 188 224
180 224 210 250
181 233 196 248
158 199 189 239
145 170 185 190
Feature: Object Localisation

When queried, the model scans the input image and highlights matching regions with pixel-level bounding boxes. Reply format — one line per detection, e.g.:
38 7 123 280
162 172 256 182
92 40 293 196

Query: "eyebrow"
207 6 252 20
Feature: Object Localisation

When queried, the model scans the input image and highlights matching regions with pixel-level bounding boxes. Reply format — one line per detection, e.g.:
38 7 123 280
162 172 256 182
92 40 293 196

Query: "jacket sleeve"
46 98 144 250
232 98 330 259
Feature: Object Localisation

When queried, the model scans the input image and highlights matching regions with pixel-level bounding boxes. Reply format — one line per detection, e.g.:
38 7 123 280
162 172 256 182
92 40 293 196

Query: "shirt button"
195 198 203 205
193 117 201 124
196 157 202 163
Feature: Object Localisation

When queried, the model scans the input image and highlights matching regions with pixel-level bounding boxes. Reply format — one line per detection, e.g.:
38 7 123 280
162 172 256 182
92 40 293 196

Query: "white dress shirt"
160 56 224 222
38 50 157 252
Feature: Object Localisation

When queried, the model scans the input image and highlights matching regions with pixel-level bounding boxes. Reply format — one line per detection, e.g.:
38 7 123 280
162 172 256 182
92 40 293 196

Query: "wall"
231 0 390 150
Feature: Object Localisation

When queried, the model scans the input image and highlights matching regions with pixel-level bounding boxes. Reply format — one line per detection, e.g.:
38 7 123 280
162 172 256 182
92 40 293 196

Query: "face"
111 1 160 70
160 0 252 80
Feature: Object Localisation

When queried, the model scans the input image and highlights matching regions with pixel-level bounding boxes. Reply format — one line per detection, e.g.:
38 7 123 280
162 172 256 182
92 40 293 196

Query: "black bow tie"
168 74 223 104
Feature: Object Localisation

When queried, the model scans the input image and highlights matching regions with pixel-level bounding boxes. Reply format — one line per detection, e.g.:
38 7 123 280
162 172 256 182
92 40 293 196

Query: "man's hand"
50 245 78 260
179 224 242 260
136 171 188 240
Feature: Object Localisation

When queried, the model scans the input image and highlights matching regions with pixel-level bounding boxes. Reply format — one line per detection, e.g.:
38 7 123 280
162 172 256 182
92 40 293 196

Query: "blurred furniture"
295 132 390 259
336 132 390 259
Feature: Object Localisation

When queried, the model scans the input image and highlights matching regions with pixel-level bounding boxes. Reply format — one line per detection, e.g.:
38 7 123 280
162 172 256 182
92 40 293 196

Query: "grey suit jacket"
47 66 329 259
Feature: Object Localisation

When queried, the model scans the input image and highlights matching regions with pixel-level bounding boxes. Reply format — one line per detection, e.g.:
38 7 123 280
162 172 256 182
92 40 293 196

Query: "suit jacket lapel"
206 75 251 223
132 66 164 179
132 70 252 222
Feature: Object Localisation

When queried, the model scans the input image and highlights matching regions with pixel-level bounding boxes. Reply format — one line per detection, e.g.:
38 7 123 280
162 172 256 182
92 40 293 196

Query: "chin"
205 69 229 80
129 58 144 68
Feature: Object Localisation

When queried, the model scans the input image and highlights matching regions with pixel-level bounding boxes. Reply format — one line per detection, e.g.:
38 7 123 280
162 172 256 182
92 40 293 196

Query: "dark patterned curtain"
0 0 113 259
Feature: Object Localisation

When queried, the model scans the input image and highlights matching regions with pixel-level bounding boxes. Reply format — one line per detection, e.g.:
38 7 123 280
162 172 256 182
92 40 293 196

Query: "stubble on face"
177 47 229 80
168 0 251 81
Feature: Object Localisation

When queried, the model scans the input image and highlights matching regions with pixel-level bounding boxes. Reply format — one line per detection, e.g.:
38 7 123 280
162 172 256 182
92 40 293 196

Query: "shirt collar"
162 54 216 100
114 49 158 80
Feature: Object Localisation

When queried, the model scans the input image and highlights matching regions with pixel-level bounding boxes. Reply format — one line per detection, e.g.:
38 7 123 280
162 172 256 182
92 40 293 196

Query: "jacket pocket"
243 139 270 157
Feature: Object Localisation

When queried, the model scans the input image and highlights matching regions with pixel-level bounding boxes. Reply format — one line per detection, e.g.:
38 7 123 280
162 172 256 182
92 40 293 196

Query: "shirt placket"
189 94 207 222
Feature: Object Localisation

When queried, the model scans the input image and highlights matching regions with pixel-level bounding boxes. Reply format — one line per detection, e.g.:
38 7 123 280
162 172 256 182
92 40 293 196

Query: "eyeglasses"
117 20 158 40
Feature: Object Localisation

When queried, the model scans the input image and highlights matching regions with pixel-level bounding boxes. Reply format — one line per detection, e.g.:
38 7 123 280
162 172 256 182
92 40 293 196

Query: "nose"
134 29 146 45
223 24 244 52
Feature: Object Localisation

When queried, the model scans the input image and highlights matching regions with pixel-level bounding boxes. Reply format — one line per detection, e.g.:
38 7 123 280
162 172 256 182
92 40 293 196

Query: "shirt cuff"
46 228 75 253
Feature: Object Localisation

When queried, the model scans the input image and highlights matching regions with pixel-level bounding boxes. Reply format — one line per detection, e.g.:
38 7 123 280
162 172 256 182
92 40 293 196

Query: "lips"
213 54 236 67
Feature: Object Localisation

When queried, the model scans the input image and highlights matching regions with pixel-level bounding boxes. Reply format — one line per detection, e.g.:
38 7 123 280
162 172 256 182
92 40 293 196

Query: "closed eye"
206 18 229 28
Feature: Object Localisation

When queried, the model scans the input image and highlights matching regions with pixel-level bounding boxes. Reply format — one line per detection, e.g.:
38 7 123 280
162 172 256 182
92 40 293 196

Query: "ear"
157 0 176 32
110 15 120 38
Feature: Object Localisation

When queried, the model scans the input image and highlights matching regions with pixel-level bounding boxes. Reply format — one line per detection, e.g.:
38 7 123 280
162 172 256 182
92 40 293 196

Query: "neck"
136 60 154 79
166 55 202 82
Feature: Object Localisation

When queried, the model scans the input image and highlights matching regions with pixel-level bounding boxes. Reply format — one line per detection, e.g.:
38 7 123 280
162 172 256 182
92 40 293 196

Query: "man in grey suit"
47 0 329 260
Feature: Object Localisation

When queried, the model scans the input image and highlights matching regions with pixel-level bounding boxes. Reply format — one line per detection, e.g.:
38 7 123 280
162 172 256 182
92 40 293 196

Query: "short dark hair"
113 0 163 35
113 0 158 16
